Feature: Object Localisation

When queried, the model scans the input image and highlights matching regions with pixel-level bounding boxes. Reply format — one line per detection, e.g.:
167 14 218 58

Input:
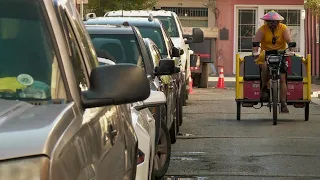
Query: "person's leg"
260 62 269 100
280 73 289 113
209 63 217 75
211 63 217 74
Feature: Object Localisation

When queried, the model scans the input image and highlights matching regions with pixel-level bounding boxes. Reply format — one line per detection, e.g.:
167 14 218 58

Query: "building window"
238 9 256 52
264 9 301 52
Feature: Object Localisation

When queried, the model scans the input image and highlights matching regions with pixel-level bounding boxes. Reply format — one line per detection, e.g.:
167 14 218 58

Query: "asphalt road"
163 85 320 180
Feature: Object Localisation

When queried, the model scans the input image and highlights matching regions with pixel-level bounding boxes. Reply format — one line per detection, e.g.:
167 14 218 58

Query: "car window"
89 33 145 69
0 0 68 103
155 15 179 37
151 44 162 67
65 15 90 92
71 15 99 70
138 27 168 56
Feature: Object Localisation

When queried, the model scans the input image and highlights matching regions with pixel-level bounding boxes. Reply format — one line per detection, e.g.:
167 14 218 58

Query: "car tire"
178 95 183 126
169 110 177 144
182 80 187 106
152 121 172 180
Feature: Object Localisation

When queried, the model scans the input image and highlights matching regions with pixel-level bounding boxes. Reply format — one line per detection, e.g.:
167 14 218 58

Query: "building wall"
305 9 319 78
216 0 304 75
156 0 305 76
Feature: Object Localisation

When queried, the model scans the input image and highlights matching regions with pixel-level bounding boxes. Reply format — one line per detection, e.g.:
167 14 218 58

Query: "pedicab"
235 42 312 125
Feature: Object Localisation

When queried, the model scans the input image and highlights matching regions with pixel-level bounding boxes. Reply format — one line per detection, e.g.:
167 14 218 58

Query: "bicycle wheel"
272 81 278 125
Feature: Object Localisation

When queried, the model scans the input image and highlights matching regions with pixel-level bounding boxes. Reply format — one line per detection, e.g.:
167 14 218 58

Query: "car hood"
0 99 75 161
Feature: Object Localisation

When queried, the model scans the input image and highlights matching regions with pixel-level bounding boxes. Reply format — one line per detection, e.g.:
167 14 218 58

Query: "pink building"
215 0 307 76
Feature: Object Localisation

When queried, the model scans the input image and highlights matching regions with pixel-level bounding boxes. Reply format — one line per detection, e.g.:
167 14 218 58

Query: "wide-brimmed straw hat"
260 10 284 21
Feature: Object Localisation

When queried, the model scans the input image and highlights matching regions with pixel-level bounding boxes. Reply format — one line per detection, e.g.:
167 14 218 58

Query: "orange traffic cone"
216 66 225 88
188 76 194 94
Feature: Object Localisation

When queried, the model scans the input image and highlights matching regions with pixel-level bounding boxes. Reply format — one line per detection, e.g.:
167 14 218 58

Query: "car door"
59 8 127 179
148 40 174 129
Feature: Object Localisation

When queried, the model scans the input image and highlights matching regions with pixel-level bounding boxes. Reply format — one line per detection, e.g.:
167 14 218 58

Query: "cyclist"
252 10 295 113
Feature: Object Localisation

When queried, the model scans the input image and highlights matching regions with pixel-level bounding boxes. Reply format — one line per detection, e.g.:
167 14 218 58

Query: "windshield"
155 16 179 37
89 34 144 67
0 0 67 103
137 27 167 56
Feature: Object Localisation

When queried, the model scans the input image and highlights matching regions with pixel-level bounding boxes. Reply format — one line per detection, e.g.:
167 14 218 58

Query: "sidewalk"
311 84 320 98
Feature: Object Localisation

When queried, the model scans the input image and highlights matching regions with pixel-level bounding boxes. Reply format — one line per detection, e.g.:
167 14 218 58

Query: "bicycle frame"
266 52 286 109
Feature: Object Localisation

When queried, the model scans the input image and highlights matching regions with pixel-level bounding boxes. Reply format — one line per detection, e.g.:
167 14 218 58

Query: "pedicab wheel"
236 101 241 120
305 102 309 121
272 82 278 125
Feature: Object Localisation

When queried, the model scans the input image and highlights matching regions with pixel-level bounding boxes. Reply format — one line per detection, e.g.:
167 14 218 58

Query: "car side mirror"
184 28 204 44
134 90 166 110
179 49 184 55
252 42 260 47
288 42 297 48
81 64 150 108
84 13 96 21
171 47 180 57
154 58 180 76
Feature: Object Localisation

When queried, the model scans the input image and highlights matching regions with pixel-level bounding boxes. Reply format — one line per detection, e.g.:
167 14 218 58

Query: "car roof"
85 24 135 35
105 10 174 17
85 17 162 28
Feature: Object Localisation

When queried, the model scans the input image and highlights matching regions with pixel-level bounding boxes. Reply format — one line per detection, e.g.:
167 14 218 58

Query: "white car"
105 10 204 105
132 90 166 180
98 57 167 179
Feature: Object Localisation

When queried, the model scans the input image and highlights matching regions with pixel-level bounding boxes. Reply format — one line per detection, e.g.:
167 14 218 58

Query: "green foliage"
86 0 157 16
305 0 320 16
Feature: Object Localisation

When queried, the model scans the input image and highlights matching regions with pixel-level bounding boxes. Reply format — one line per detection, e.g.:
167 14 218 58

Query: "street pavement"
163 80 320 180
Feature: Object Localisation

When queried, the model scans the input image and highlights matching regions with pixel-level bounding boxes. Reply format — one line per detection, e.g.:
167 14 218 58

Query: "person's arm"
252 29 263 53
283 27 295 51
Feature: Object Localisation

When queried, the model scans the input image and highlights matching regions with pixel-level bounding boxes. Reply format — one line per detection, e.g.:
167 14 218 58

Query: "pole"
122 0 124 17
80 0 83 19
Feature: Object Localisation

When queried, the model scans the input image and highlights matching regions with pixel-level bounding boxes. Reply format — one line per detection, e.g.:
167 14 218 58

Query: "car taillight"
137 149 145 165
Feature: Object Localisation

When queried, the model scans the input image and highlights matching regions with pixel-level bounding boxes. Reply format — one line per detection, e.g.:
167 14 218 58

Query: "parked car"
143 38 175 179
84 15 183 141
0 0 151 179
104 10 205 103
86 25 179 180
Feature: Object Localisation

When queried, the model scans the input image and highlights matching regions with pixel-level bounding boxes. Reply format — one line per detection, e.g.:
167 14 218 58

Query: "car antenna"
122 0 124 17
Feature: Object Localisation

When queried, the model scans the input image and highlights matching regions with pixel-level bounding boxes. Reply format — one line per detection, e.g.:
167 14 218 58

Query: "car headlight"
0 156 49 180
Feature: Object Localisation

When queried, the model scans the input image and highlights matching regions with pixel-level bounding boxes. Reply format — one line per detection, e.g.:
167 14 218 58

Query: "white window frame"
233 5 305 74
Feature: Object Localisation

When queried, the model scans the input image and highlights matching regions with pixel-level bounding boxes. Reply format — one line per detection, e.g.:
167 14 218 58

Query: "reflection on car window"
156 16 179 37
138 27 167 56
89 34 144 68
151 44 161 67
0 1 67 103
65 15 89 92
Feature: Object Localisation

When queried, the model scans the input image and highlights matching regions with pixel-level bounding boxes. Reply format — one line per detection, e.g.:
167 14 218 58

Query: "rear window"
0 0 67 102
137 27 167 56
155 16 179 37
89 33 145 68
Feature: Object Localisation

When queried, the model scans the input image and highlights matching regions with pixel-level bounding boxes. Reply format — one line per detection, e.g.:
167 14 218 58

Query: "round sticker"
17 74 34 86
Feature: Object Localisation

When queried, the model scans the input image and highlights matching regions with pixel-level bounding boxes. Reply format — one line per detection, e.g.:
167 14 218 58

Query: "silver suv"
0 0 150 179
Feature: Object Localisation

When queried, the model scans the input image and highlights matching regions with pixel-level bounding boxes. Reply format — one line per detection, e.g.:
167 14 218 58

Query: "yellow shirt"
255 23 288 64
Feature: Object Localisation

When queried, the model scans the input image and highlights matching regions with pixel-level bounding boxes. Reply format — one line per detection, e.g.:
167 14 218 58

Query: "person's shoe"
281 104 289 113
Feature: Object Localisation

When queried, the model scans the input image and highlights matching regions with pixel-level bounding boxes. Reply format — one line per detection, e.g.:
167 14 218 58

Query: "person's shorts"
256 50 287 74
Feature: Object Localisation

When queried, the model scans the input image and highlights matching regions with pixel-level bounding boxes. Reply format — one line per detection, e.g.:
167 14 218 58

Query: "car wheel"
152 121 171 180
179 93 183 126
182 82 187 106
169 108 177 144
